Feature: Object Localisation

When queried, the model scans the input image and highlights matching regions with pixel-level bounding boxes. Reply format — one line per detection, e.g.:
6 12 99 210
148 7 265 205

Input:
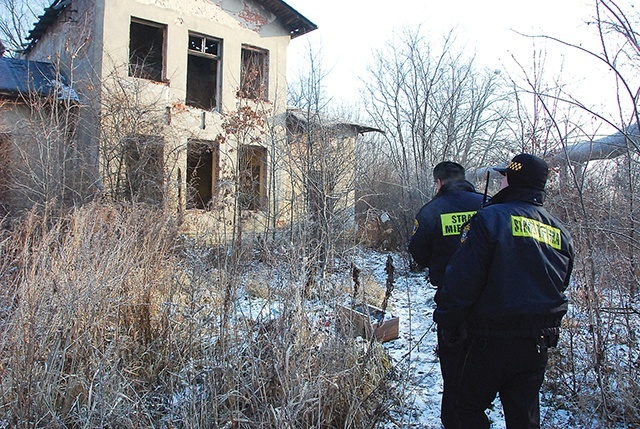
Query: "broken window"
186 139 219 209
238 145 267 210
186 34 222 111
124 134 165 205
129 18 166 82
240 45 269 100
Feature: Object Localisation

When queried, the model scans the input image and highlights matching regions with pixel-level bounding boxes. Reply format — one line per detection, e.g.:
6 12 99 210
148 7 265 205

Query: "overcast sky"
284 0 626 111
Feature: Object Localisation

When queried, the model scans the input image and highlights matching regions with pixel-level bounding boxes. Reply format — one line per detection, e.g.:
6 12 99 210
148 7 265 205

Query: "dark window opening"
124 135 165 205
129 19 166 82
239 145 267 210
186 139 219 209
186 34 221 111
240 45 268 100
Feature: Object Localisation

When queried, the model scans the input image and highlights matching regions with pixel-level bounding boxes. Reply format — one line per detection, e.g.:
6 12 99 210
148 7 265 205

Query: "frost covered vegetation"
542 170 640 428
0 204 397 427
1 0 640 426
1 191 639 428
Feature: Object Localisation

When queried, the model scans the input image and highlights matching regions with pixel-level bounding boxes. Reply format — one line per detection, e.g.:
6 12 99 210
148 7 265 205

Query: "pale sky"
285 0 624 111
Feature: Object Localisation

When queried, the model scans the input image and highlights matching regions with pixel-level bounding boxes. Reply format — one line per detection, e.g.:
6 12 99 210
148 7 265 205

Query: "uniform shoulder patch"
460 222 471 243
412 219 419 236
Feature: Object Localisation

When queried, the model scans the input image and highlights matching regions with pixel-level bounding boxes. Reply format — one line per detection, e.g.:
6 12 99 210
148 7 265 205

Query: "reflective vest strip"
440 211 477 236
511 215 562 250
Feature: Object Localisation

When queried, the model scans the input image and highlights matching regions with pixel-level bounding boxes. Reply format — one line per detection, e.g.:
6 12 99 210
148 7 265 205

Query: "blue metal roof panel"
0 57 79 101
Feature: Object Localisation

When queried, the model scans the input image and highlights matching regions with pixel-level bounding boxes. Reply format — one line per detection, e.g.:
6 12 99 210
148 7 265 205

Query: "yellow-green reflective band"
440 211 477 236
511 216 562 250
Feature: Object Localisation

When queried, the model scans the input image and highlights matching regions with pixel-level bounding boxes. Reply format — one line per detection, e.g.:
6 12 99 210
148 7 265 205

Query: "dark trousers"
456 336 548 429
437 327 465 429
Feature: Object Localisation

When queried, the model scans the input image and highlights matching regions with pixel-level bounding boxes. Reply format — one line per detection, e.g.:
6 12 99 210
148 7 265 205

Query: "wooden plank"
336 303 399 343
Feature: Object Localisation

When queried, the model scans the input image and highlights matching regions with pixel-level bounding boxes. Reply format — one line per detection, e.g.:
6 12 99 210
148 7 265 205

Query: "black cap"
493 153 549 190
433 161 465 182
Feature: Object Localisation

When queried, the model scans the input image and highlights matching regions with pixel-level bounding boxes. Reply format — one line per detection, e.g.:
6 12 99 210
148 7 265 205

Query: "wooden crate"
336 303 399 343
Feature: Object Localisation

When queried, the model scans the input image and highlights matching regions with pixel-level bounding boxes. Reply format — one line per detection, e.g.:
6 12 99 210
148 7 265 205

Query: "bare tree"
0 53 104 221
360 28 512 248
98 59 193 212
284 45 370 290
0 0 48 56
287 44 332 114
511 1 640 425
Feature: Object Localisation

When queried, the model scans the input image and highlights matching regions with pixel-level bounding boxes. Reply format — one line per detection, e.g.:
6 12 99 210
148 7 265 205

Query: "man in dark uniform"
434 153 574 429
408 161 485 429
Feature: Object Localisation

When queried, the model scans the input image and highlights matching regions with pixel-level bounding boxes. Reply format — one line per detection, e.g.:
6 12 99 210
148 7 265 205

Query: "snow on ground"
354 249 577 429
241 247 583 428
353 249 470 428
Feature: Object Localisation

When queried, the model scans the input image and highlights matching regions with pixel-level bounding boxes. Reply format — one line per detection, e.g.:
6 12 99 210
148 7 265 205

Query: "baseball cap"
493 153 549 190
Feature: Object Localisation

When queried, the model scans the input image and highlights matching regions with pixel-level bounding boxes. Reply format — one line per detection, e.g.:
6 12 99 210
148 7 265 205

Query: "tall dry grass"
0 203 395 428
543 160 640 428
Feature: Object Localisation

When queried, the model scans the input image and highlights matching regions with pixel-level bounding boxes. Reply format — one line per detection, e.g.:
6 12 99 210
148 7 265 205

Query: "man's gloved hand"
440 325 468 347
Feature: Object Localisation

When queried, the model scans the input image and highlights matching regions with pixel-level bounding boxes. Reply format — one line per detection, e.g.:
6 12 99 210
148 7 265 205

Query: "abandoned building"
0 0 381 239
0 56 81 213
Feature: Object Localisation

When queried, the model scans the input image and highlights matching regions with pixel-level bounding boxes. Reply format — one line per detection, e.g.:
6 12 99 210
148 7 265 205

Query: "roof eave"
25 0 317 53
256 0 317 39
25 0 72 53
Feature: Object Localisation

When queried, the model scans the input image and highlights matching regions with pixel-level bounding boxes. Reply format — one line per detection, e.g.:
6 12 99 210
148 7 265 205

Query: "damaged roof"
257 0 317 38
0 57 79 101
286 108 384 136
26 0 72 49
26 0 316 52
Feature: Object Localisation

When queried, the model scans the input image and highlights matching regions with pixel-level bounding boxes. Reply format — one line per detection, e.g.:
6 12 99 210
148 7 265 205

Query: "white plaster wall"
99 0 290 116
15 0 302 233
97 0 292 231
0 101 75 211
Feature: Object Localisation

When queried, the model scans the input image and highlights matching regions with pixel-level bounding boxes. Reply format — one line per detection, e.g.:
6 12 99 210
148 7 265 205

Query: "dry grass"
0 203 395 428
543 171 640 428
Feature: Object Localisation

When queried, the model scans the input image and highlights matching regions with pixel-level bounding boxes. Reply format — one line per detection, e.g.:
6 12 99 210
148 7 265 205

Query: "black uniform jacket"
408 180 485 287
433 185 574 337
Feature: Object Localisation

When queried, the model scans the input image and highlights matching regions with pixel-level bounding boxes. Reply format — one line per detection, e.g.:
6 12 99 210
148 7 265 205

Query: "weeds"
0 203 395 428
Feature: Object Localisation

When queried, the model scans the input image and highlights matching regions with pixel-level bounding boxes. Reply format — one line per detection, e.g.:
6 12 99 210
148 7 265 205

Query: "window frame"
239 45 269 101
123 134 165 205
238 144 267 211
186 33 223 111
186 139 220 210
128 18 167 82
